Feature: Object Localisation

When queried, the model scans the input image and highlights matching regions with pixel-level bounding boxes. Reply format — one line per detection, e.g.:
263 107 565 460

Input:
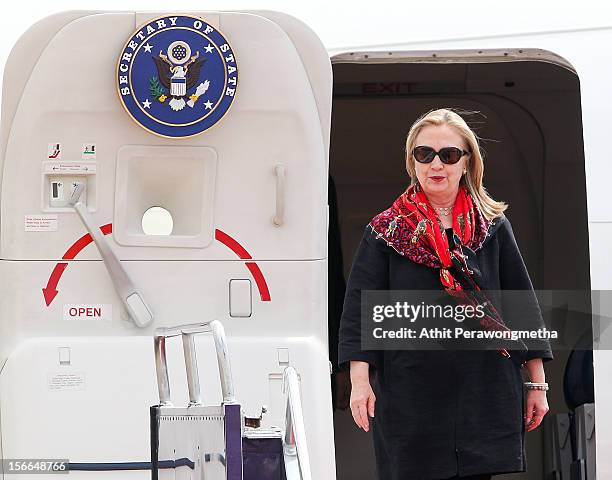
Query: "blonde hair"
405 108 507 221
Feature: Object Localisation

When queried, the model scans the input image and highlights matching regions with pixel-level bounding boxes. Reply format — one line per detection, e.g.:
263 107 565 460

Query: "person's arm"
523 357 549 431
338 225 389 431
498 216 554 365
338 225 389 371
350 360 376 431
524 357 546 383
498 216 551 431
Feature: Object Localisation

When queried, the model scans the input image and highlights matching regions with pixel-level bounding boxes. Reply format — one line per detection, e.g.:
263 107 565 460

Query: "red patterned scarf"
370 183 516 358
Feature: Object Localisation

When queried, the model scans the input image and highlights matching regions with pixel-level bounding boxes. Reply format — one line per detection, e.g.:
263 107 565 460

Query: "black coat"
338 214 553 479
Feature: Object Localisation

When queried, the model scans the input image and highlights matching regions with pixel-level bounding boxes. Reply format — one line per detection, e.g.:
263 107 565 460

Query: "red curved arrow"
42 263 68 306
215 229 271 301
43 225 271 305
42 224 112 306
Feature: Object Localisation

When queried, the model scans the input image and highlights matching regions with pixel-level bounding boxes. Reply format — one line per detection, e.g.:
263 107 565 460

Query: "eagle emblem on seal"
150 40 210 111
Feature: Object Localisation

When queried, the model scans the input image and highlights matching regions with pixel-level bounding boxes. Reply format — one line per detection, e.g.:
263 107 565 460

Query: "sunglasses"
412 145 470 165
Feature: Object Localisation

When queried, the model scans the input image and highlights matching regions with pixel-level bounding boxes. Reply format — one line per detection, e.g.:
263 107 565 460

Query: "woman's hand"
349 361 376 432
524 389 549 432
524 358 549 432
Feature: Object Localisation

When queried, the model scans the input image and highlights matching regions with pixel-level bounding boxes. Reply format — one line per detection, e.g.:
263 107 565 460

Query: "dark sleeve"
337 226 389 371
499 216 554 364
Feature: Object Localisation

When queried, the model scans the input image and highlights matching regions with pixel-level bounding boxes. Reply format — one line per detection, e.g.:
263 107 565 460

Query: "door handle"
68 183 153 328
273 163 285 226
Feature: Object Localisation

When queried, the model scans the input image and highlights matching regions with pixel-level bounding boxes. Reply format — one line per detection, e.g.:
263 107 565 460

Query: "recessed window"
141 206 173 236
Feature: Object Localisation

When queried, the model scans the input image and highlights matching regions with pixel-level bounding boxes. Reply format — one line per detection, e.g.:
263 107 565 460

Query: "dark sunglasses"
412 145 470 165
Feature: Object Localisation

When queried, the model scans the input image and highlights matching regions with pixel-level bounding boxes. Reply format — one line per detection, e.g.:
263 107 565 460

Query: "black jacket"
337 213 553 479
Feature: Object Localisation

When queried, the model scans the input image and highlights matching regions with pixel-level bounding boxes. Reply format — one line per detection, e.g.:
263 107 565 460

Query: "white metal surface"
0 10 334 479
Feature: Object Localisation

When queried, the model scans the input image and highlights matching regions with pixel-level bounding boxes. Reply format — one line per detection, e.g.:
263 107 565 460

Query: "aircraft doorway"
328 49 592 480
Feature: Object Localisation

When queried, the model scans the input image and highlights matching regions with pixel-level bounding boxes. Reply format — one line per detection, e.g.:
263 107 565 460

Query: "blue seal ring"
117 15 238 138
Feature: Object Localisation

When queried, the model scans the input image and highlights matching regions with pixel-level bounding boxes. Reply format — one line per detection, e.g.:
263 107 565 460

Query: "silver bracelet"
524 381 549 391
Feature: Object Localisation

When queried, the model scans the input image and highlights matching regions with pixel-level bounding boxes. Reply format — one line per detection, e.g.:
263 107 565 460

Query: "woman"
337 108 553 480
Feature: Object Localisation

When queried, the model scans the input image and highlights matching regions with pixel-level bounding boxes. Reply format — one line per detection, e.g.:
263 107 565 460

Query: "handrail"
282 367 312 480
68 183 153 328
273 164 285 226
153 320 236 407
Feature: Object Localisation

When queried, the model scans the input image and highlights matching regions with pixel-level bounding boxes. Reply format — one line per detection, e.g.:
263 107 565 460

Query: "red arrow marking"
245 262 271 301
215 229 252 259
215 229 271 301
43 223 113 306
43 224 271 306
42 262 68 306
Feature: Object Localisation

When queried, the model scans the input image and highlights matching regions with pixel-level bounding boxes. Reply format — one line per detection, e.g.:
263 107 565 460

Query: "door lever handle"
68 183 153 328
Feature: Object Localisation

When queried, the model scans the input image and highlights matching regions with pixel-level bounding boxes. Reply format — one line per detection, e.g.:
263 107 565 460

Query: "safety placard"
81 143 97 159
63 304 112 321
48 372 86 391
43 162 96 174
25 214 58 231
47 142 62 159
